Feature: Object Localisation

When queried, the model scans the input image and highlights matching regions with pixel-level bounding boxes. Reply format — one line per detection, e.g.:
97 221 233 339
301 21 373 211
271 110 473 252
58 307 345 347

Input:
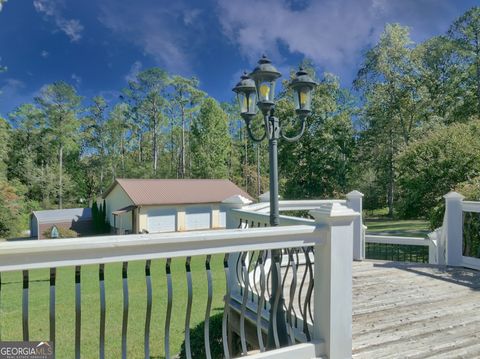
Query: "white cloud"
0 78 24 96
98 1 205 73
0 79 27 112
0 0 8 12
216 0 459 74
41 50 49 58
57 18 83 42
33 0 84 42
71 73 82 86
183 9 202 26
125 61 142 83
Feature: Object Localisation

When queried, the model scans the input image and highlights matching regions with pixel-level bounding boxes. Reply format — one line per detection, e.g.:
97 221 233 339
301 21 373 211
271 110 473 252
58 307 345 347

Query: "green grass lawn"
0 255 226 359
365 218 430 237
364 217 431 262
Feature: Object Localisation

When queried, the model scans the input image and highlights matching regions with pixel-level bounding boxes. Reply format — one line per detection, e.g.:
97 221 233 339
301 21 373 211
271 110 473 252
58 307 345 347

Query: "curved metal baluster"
251 220 255 228
248 251 257 302
256 251 266 352
298 248 309 320
49 268 56 352
75 266 81 359
222 253 231 359
121 262 129 359
271 252 282 349
302 248 313 341
292 250 300 329
266 250 272 297
236 251 245 296
185 257 193 359
204 255 213 359
165 258 173 359
287 249 298 344
253 252 261 298
238 218 243 228
99 264 106 359
240 252 249 355
144 260 152 359
306 248 314 324
262 251 268 310
22 270 29 341
281 249 292 314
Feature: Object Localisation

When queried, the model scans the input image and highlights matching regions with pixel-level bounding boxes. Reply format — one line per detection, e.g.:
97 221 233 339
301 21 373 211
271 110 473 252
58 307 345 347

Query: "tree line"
0 7 479 237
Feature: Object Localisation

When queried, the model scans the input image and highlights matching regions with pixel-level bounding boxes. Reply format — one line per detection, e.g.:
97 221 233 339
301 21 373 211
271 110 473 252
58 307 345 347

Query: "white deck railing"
226 191 441 265
0 201 359 359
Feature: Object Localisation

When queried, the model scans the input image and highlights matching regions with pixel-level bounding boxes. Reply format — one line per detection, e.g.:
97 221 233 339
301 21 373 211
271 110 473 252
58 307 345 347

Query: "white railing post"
427 234 439 265
346 190 364 261
310 203 358 359
444 191 465 266
222 195 254 295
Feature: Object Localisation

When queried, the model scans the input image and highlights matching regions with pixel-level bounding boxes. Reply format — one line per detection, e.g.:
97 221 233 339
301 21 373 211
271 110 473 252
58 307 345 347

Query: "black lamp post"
233 55 317 348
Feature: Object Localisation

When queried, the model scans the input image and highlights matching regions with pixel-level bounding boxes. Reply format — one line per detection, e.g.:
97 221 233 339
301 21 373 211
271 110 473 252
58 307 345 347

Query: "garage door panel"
185 206 211 230
147 208 176 233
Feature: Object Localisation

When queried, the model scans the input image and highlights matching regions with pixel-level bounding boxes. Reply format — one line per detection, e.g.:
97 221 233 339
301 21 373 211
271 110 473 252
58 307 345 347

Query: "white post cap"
259 192 270 202
346 190 364 198
443 191 465 200
310 202 359 224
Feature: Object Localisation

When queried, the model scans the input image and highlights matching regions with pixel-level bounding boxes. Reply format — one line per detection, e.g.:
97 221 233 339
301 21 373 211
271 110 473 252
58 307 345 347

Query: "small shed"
30 208 93 239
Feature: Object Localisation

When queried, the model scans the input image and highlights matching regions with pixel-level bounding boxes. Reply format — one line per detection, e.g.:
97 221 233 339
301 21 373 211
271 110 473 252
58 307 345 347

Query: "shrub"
396 120 480 221
0 180 24 238
179 312 223 359
424 177 480 230
43 226 77 239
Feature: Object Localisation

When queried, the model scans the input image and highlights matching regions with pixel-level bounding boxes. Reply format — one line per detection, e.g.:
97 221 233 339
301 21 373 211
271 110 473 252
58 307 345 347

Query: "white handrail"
230 208 314 226
247 199 347 213
0 225 323 272
365 234 430 246
462 201 480 213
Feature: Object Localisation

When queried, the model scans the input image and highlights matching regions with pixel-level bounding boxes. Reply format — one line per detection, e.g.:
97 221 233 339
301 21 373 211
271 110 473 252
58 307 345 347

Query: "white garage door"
147 208 177 233
185 206 211 230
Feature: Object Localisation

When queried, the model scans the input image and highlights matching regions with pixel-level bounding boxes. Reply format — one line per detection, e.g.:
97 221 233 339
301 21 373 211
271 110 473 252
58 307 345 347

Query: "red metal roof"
103 179 253 206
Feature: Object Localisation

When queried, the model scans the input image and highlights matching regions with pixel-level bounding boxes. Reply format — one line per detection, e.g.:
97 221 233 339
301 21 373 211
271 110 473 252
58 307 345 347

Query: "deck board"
350 261 480 359
271 260 480 358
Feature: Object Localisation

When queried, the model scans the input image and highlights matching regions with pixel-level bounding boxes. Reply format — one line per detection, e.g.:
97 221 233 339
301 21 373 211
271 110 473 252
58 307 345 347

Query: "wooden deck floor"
351 261 480 359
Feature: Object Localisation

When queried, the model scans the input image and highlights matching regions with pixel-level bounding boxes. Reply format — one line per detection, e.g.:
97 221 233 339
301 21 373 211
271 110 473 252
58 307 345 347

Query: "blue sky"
0 0 477 117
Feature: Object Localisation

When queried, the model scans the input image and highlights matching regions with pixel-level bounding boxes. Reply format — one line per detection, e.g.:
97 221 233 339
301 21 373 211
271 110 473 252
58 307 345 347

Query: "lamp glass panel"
294 86 312 111
237 92 248 113
293 89 300 110
300 86 312 110
257 80 275 102
247 91 257 113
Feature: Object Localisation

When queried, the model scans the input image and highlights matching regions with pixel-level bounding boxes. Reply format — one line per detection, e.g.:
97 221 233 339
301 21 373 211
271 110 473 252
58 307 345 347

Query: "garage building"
103 179 253 234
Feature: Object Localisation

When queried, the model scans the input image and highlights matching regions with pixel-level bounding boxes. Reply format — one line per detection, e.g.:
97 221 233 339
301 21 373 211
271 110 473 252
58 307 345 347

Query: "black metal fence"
365 242 429 263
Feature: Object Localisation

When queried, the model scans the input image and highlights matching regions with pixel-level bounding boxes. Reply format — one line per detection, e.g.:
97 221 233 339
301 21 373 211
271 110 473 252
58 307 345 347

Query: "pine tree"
190 98 231 179
92 201 99 233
